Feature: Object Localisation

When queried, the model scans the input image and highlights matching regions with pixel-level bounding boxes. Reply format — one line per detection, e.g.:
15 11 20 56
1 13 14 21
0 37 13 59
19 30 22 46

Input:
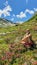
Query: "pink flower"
6 51 12 59
1 56 6 61
32 61 37 65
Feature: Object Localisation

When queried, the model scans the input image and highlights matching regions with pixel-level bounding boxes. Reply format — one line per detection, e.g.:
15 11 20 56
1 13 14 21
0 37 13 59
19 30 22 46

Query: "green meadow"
0 14 37 65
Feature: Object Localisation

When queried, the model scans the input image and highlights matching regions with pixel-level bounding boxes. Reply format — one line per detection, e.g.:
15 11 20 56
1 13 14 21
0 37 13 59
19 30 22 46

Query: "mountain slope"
0 14 37 65
0 14 37 42
15 13 37 42
0 18 16 27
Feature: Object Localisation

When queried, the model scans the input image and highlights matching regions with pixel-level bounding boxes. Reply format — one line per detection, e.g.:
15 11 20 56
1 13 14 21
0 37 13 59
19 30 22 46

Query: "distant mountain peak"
0 18 16 27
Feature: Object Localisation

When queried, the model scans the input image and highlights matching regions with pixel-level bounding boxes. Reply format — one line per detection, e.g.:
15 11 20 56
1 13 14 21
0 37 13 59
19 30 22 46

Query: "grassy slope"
0 14 37 65
0 14 37 44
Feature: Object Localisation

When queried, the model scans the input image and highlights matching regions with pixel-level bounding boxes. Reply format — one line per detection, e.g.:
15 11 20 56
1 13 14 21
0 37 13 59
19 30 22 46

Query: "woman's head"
26 29 30 34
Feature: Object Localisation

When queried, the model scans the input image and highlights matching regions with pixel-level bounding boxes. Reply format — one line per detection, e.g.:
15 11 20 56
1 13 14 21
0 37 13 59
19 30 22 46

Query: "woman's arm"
21 35 28 44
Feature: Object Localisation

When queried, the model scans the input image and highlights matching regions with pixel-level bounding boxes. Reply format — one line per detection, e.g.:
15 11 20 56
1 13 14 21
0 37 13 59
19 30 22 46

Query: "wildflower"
1 56 6 61
32 61 37 65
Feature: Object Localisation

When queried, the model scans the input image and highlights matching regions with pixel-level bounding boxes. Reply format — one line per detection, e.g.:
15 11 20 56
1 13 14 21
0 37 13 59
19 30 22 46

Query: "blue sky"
0 0 37 23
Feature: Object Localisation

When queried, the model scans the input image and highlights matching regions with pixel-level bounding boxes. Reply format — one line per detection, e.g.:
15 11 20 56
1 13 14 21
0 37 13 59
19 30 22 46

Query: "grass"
0 14 37 65
0 43 9 52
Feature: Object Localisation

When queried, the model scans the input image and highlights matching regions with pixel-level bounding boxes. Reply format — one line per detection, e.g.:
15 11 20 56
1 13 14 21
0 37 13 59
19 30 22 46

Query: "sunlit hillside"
0 14 37 65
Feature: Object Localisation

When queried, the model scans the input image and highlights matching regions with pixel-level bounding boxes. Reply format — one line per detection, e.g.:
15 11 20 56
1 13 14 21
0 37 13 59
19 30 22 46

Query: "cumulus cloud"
16 9 35 19
34 8 37 11
16 12 26 18
3 5 12 17
16 21 23 24
25 9 34 14
0 5 12 17
0 1 12 17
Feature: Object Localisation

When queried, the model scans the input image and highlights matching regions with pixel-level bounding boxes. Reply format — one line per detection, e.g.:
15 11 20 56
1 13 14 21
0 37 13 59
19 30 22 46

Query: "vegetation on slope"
0 14 37 65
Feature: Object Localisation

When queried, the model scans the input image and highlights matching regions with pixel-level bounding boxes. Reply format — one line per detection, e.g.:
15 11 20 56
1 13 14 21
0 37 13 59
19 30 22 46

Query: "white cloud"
25 9 34 14
34 8 37 11
16 9 35 19
16 21 23 24
0 5 12 17
3 5 12 17
16 12 26 18
0 0 12 17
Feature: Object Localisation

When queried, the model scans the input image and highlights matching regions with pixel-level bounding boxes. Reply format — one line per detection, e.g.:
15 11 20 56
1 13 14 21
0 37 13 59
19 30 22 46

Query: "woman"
21 29 35 49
